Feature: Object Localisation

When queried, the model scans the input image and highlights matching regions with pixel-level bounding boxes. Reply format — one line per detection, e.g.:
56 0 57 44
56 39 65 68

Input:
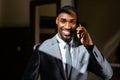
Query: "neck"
57 33 72 44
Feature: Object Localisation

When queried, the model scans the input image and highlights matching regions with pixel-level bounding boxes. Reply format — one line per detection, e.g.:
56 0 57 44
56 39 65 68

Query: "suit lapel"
51 36 67 80
39 35 67 79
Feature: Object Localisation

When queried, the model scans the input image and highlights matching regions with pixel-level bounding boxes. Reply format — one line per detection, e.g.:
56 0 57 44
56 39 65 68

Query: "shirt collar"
56 33 67 49
56 33 75 48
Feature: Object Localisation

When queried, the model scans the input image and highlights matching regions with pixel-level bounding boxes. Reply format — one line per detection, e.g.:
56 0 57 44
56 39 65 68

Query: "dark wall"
0 27 33 80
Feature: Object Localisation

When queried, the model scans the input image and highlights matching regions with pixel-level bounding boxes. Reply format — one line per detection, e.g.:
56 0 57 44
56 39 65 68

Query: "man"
22 5 113 80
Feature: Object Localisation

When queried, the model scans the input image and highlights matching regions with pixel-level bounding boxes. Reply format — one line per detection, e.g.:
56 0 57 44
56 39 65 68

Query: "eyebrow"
60 18 77 20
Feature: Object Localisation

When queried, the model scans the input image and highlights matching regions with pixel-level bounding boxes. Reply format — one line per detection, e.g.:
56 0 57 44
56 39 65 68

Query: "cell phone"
73 22 87 44
73 22 81 43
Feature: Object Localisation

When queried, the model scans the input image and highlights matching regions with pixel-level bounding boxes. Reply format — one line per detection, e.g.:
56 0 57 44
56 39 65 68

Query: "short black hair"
57 5 77 16
57 5 79 26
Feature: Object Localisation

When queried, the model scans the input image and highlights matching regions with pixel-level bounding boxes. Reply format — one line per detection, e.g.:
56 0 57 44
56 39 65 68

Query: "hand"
76 24 93 46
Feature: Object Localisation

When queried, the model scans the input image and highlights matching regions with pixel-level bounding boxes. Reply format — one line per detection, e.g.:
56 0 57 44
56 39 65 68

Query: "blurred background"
0 0 120 80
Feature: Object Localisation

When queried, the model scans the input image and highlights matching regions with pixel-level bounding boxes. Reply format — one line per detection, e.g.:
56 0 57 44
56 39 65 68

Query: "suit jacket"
22 35 113 80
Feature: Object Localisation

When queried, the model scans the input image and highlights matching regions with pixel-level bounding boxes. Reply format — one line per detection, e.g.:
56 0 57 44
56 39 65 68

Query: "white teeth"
63 30 70 35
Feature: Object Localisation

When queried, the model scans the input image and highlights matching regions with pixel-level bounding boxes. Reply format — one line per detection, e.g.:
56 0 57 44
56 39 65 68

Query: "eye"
60 19 66 23
69 20 76 24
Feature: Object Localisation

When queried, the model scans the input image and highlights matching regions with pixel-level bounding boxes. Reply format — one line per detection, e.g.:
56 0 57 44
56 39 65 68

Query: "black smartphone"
73 22 87 44
73 21 81 44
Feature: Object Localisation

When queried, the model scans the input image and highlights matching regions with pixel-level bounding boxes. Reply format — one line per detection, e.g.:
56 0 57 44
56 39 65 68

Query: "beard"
58 29 74 43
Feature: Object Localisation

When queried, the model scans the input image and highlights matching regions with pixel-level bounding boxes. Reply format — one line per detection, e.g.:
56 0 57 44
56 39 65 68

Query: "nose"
64 22 71 29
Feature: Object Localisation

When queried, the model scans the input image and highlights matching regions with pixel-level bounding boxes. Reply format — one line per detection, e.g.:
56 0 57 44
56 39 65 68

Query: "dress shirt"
56 34 90 74
56 34 73 69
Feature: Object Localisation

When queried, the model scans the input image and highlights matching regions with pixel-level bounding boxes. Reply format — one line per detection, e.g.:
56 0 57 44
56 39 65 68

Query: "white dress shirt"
56 34 90 73
56 34 73 69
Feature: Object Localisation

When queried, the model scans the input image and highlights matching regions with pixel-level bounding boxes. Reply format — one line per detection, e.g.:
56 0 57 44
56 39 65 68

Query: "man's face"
56 11 77 42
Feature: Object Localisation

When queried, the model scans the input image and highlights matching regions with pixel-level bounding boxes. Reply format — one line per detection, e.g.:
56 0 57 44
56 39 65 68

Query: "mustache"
62 27 73 31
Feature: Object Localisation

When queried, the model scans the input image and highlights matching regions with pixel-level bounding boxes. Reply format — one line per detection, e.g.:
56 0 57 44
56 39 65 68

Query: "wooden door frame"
30 0 60 44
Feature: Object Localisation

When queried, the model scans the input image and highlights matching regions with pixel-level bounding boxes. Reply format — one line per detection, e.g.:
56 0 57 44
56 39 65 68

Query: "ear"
56 17 58 25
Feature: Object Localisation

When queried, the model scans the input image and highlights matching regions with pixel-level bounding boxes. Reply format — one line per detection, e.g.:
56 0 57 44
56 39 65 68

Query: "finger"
76 27 84 34
76 32 80 39
76 24 82 31
81 32 85 38
77 31 85 39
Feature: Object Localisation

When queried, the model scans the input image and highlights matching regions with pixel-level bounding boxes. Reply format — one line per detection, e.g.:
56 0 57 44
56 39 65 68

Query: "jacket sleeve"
22 44 40 80
87 45 113 80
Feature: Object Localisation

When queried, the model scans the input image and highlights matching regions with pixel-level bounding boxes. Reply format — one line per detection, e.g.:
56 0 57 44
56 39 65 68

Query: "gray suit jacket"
22 35 113 80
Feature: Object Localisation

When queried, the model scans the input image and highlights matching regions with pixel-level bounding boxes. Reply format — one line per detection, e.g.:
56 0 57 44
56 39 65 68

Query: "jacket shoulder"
34 35 56 50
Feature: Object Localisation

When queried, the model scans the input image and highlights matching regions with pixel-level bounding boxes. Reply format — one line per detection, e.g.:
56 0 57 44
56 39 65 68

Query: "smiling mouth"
62 29 71 36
